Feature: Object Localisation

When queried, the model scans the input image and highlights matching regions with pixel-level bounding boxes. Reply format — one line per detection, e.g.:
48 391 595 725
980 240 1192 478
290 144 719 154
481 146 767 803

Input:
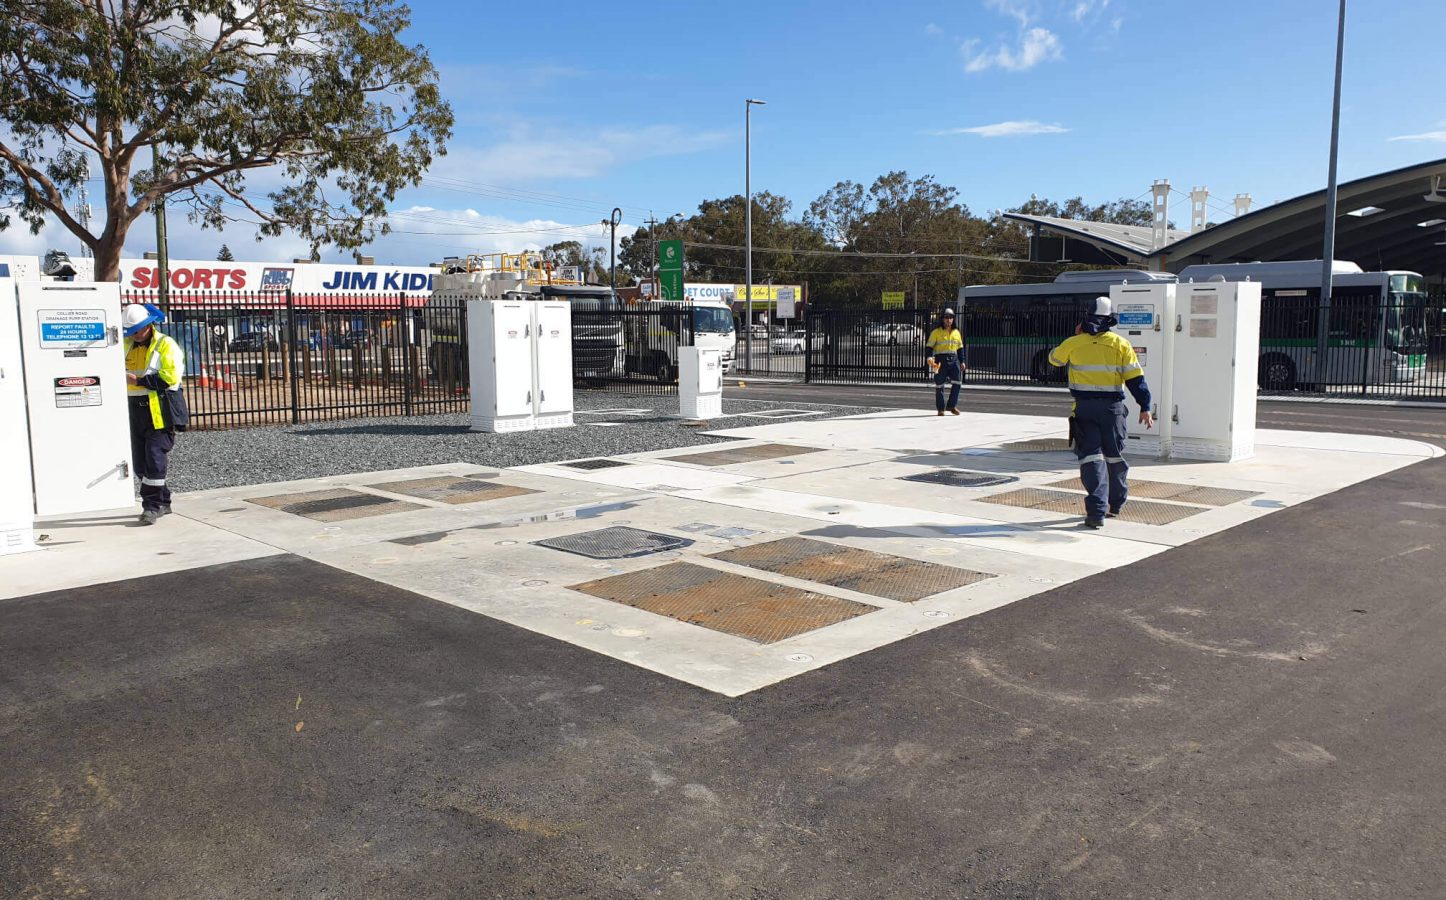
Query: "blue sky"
18 0 1446 265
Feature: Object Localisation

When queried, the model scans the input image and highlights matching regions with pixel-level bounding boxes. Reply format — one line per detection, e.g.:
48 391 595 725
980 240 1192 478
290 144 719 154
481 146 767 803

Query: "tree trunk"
92 228 127 282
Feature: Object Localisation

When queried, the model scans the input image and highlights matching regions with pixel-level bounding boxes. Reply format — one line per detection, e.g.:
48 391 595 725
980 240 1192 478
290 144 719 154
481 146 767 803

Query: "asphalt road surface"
3 392 1444 898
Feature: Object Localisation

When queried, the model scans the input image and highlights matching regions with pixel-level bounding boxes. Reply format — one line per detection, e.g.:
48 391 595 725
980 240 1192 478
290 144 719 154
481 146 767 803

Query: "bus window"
1328 290 1378 342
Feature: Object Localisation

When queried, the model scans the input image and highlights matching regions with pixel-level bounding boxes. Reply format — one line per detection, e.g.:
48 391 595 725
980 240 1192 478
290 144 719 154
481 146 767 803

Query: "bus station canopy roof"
1005 158 1446 277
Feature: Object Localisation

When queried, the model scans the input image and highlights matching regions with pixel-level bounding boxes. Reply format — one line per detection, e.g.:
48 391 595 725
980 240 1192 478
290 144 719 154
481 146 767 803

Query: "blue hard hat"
122 303 166 336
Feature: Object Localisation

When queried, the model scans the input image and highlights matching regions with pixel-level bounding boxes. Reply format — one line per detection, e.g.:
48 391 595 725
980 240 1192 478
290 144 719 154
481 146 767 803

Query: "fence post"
402 292 414 417
287 288 301 424
804 308 813 384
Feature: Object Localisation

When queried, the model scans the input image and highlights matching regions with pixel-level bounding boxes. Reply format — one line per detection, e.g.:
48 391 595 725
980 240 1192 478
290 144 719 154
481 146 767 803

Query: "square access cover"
1044 477 1260 507
979 488 1207 525
562 458 631 470
711 537 993 603
368 476 539 505
534 526 693 559
571 562 874 643
662 443 822 467
246 488 423 522
899 469 1020 488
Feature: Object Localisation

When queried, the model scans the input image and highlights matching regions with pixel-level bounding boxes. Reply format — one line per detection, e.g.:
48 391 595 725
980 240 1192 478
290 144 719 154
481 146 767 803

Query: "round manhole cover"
786 653 813 663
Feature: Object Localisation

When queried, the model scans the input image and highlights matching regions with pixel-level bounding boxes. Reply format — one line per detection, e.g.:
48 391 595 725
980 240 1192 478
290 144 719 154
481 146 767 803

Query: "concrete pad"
704 408 1066 453
1 510 280 601
177 462 642 554
515 460 757 492
306 493 1093 696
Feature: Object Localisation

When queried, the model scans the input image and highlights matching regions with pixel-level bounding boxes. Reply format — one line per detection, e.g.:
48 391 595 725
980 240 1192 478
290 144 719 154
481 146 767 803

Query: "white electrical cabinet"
1170 280 1261 462
17 281 134 516
679 346 723 419
1111 283 1176 458
467 299 574 433
0 276 37 553
531 302 575 430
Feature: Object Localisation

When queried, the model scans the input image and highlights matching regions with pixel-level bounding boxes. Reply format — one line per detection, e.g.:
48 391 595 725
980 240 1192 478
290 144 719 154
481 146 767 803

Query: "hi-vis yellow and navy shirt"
125 329 186 429
1048 331 1151 410
926 327 964 355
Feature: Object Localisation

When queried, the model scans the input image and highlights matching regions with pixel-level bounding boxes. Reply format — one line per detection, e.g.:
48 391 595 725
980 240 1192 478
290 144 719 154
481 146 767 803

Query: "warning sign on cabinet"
38 309 107 348
54 375 102 408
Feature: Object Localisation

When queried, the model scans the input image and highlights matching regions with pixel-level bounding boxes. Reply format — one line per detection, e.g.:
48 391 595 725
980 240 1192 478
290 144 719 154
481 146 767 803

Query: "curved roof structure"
1008 158 1446 277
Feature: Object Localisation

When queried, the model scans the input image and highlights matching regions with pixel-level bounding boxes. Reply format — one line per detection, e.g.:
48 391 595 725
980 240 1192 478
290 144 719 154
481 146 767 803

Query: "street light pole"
745 98 766 371
608 207 622 291
1317 0 1347 371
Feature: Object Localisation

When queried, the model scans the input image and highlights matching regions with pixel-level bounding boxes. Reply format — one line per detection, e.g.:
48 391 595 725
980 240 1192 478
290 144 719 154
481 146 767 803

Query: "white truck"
426 253 625 381
624 297 736 383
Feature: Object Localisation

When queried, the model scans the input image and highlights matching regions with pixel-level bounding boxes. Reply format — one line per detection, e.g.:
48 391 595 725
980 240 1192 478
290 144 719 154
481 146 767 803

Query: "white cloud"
1388 131 1446 143
985 0 1036 27
925 23 945 36
926 120 1069 138
1070 0 1110 22
963 27 1063 72
431 123 728 184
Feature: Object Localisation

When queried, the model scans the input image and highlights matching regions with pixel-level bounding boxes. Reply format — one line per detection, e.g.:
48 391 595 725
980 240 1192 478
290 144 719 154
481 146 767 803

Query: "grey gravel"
170 392 879 492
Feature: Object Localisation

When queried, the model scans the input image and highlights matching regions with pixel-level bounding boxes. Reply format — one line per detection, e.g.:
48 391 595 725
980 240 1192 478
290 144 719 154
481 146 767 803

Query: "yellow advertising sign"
881 291 906 309
733 284 801 302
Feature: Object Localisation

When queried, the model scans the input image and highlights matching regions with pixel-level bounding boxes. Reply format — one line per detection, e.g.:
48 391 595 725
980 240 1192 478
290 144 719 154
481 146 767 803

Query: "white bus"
959 262 1429 390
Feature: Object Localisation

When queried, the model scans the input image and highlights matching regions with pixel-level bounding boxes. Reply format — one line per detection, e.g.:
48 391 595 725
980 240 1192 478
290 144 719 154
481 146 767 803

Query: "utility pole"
153 147 170 312
1317 0 1347 374
645 212 659 298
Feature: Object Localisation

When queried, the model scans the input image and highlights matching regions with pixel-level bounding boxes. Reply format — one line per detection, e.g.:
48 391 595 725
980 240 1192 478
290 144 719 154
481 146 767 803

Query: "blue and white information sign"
1117 304 1155 328
37 309 107 349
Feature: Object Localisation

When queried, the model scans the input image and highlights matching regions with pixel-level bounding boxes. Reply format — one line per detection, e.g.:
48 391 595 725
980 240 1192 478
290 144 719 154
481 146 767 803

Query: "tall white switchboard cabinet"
1169 280 1261 462
467 299 575 433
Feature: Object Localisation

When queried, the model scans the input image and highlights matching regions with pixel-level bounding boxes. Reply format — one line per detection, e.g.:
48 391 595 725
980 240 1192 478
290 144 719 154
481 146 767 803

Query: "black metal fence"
132 290 469 429
806 296 1446 402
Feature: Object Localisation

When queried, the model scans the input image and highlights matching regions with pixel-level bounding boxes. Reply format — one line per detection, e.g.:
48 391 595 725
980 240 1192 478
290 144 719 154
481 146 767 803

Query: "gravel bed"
170 393 881 492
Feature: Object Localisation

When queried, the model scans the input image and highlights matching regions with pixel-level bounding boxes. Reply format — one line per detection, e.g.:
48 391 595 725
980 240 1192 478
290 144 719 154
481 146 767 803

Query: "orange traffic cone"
223 366 236 392
197 366 211 389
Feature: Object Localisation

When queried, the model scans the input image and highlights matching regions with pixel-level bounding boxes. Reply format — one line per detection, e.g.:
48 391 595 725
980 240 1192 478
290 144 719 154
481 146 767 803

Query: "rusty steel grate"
562 458 631 470
369 475 539 505
570 562 875 643
1045 477 1260 507
710 537 993 603
1000 437 1073 452
247 488 423 522
662 443 823 467
899 469 1020 489
534 526 693 559
980 488 1207 525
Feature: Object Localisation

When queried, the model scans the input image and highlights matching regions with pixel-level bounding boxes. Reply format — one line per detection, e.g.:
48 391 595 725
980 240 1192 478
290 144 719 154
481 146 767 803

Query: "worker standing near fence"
123 304 189 526
1047 297 1153 529
926 308 965 417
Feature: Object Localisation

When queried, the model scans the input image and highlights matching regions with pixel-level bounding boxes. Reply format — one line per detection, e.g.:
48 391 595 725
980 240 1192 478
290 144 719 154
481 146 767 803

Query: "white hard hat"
1089 297 1112 317
122 303 162 336
942 308 955 316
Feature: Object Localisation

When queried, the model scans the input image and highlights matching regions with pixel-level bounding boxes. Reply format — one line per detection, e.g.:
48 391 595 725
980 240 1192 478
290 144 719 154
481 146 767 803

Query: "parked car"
769 330 824 354
747 322 770 337
227 331 279 352
333 331 372 349
864 323 923 346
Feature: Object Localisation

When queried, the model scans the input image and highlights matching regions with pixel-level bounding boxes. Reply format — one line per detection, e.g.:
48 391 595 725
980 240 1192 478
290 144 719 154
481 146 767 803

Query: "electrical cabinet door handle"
107 325 120 344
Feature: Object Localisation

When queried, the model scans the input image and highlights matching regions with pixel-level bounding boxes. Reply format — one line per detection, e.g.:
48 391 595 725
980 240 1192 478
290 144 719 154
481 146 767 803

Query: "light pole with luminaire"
605 207 622 291
745 98 766 370
1317 0 1346 369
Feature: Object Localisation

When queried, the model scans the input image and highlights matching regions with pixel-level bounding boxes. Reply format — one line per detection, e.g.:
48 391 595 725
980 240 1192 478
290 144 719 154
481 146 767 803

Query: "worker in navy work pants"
926 308 965 416
1047 297 1154 528
123 303 189 526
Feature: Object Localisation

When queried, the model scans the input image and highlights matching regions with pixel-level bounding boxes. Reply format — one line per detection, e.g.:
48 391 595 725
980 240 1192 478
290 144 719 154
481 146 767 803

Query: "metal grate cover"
534 526 693 559
1000 438 1073 453
899 469 1020 489
662 443 822 467
247 488 423 522
369 476 539 505
710 537 993 603
562 458 631 470
571 562 874 643
980 488 1206 525
1045 477 1260 506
